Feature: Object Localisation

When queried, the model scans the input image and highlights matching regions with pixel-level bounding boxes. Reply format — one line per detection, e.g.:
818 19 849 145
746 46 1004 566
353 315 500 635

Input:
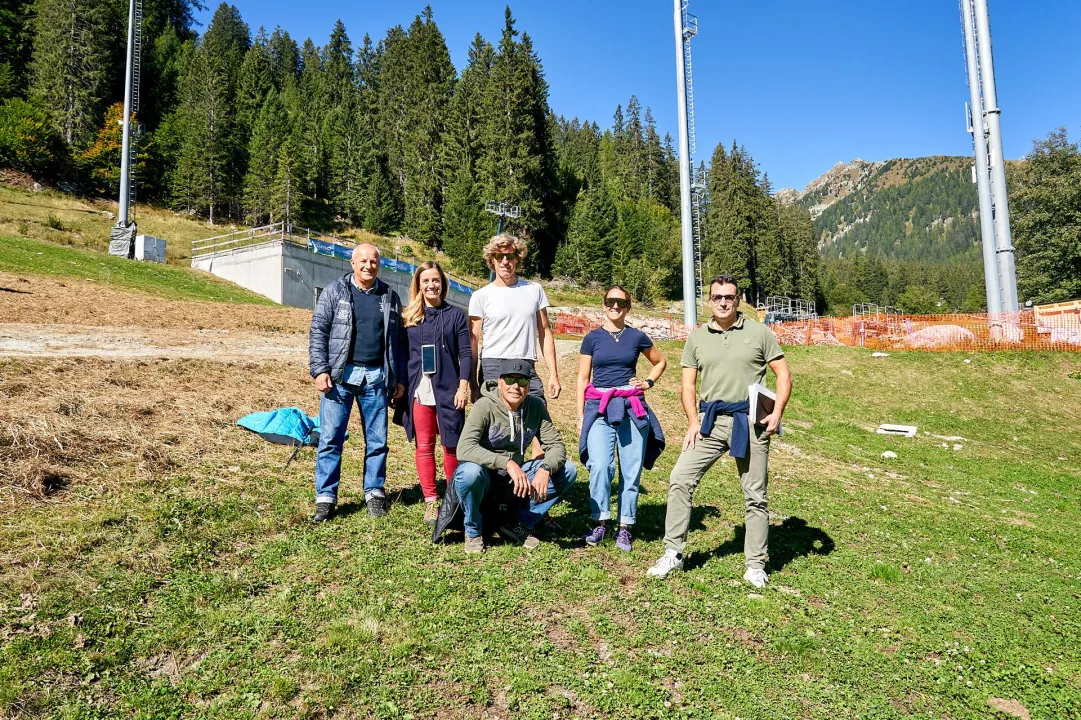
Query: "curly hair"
482 233 528 271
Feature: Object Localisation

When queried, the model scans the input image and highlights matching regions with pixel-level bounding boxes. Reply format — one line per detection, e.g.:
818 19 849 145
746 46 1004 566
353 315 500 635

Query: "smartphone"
421 344 437 374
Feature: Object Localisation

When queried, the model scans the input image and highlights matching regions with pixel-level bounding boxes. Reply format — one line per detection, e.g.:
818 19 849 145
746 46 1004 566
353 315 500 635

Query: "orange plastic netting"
551 308 1081 352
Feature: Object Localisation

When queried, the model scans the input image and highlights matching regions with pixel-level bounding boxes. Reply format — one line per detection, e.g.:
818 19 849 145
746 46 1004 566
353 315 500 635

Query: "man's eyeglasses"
501 375 530 387
710 293 738 304
604 298 630 309
494 252 517 262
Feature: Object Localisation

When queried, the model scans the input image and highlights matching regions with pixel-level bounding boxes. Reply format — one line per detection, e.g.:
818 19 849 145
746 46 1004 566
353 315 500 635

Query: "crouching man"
454 359 577 553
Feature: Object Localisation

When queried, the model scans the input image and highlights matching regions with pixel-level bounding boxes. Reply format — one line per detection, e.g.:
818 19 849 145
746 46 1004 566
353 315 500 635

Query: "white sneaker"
647 549 684 578
743 567 769 588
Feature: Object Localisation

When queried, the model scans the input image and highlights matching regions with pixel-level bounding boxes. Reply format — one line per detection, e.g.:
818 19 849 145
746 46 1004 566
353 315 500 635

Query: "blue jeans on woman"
453 458 578 539
314 363 388 505
586 416 647 525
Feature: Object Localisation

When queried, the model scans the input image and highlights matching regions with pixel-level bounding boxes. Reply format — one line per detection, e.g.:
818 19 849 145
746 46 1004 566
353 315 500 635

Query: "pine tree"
271 127 304 227
0 0 33 100
236 28 273 145
173 4 249 222
399 7 453 246
242 88 288 224
29 0 113 147
267 26 298 90
442 169 491 277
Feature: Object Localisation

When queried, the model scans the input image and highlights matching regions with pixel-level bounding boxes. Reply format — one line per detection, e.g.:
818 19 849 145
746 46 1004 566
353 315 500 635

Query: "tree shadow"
0 287 32 294
684 516 834 572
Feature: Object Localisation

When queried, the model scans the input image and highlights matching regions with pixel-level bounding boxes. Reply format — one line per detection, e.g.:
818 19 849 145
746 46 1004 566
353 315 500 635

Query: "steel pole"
972 0 1018 312
117 0 135 226
673 0 697 327
960 0 1000 314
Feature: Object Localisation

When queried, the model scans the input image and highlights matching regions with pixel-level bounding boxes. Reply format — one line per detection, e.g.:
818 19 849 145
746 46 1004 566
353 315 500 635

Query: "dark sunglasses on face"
604 297 630 309
501 375 529 387
710 293 737 303
494 252 517 262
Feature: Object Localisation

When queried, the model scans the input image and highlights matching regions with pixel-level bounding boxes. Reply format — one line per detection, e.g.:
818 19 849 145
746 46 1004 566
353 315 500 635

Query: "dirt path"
0 324 581 363
0 323 309 361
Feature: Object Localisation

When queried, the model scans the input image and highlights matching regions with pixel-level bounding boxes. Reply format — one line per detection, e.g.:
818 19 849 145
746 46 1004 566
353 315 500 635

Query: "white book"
748 383 781 434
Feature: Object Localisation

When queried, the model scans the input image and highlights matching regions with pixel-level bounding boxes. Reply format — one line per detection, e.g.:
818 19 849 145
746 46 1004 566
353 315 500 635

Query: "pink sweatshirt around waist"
584 383 647 419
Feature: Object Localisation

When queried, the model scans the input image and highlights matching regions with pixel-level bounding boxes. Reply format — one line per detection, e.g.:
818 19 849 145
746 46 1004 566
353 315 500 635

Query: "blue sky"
196 0 1081 191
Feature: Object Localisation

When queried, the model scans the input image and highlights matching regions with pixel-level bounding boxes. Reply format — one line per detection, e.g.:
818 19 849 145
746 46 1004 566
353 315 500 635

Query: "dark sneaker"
423 501 440 525
367 495 388 518
615 527 633 552
500 521 541 549
583 525 606 547
312 502 334 522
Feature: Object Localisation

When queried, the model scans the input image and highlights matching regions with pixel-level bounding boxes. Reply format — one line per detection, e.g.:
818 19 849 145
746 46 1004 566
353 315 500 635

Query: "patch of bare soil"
0 356 313 510
0 323 308 361
0 272 311 333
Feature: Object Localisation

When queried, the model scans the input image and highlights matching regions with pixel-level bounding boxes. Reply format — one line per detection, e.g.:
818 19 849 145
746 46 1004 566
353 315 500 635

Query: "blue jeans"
314 364 388 504
586 416 647 525
452 458 578 539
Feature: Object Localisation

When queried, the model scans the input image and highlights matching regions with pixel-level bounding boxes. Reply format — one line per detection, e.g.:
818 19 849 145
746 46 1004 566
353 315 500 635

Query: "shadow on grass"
684 516 834 573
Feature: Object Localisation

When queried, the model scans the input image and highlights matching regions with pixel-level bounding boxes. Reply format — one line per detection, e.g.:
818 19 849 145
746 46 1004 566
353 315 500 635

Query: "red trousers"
413 400 458 501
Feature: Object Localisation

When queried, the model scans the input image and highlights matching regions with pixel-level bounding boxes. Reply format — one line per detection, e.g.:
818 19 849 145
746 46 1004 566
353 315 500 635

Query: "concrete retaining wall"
193 241 471 312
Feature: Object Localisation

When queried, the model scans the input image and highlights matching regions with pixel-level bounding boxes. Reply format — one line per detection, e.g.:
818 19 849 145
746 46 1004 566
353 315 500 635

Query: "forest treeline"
1 1 1077 311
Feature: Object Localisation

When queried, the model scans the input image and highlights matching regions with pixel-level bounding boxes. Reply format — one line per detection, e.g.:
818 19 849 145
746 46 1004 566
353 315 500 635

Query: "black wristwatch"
539 462 553 474
645 379 655 388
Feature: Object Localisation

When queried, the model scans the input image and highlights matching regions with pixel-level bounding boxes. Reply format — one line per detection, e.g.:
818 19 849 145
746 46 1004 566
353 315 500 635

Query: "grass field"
2 257 1080 718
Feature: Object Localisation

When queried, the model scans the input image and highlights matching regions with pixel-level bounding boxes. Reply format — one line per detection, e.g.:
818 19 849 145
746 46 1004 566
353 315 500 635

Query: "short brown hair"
482 233 528 270
709 274 741 297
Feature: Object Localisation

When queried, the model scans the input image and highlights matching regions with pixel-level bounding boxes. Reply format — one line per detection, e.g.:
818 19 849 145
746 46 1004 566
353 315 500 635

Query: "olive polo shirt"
680 313 784 403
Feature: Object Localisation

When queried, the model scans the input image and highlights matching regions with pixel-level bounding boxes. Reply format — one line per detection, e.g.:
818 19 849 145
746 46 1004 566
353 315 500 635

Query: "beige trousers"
662 414 771 569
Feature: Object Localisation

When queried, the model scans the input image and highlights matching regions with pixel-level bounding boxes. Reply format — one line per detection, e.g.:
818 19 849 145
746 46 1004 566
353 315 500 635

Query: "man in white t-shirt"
468 233 561 406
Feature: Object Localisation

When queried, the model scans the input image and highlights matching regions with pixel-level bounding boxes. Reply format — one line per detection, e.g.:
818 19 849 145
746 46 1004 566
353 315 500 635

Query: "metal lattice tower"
674 0 703 326
132 0 142 114
681 2 705 303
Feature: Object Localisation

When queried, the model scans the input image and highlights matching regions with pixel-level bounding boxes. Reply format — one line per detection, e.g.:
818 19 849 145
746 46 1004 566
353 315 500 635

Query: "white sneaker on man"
647 549 684 578
743 567 769 588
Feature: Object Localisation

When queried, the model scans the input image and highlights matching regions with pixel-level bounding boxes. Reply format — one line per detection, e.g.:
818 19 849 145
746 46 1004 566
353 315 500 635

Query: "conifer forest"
1 1 1078 311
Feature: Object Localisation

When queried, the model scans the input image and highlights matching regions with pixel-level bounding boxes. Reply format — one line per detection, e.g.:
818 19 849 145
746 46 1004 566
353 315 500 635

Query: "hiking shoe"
647 549 683 579
583 525 606 547
743 567 769 589
366 495 388 518
464 535 485 554
615 527 633 552
312 502 334 522
500 521 541 549
423 501 440 525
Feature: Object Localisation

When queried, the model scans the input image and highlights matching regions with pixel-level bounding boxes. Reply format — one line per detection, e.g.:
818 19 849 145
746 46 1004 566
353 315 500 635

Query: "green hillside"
800 157 981 263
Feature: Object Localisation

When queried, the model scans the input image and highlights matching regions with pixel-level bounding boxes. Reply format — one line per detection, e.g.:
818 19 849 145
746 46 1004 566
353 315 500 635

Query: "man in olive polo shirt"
647 275 792 587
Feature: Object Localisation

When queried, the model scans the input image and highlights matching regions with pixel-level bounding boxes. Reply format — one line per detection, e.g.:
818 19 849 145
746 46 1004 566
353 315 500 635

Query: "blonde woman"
394 262 473 524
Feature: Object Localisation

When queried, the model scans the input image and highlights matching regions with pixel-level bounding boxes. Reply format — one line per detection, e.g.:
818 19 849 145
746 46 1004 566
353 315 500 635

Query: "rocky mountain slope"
778 156 981 263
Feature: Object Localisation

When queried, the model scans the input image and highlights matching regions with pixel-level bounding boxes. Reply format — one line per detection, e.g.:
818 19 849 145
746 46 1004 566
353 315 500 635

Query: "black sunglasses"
500 375 529 387
710 293 737 303
604 297 630 309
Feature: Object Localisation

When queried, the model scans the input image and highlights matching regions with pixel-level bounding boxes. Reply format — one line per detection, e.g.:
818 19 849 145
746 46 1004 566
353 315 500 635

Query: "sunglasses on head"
710 293 737 303
494 252 517 262
501 375 529 387
604 297 630 309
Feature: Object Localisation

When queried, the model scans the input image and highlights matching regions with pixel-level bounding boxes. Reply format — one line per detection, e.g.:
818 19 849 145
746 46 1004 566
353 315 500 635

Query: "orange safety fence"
550 307 1081 352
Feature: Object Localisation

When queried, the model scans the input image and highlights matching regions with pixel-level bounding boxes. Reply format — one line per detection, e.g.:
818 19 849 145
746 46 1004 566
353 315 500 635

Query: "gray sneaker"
500 521 541 549
464 535 485 554
647 549 684 578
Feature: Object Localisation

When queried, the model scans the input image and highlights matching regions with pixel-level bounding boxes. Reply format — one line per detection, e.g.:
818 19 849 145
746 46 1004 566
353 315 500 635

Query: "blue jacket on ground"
309 273 406 389
578 395 666 470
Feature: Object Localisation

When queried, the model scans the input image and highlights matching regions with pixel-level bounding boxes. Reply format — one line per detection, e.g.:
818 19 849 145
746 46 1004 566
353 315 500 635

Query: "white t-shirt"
468 279 550 361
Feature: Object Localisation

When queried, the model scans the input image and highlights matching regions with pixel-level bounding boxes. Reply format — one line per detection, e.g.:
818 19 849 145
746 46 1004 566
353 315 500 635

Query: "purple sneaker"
584 525 606 547
615 527 633 552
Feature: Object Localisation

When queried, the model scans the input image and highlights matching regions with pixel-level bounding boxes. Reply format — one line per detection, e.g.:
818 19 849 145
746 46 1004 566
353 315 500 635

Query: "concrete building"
190 224 474 312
